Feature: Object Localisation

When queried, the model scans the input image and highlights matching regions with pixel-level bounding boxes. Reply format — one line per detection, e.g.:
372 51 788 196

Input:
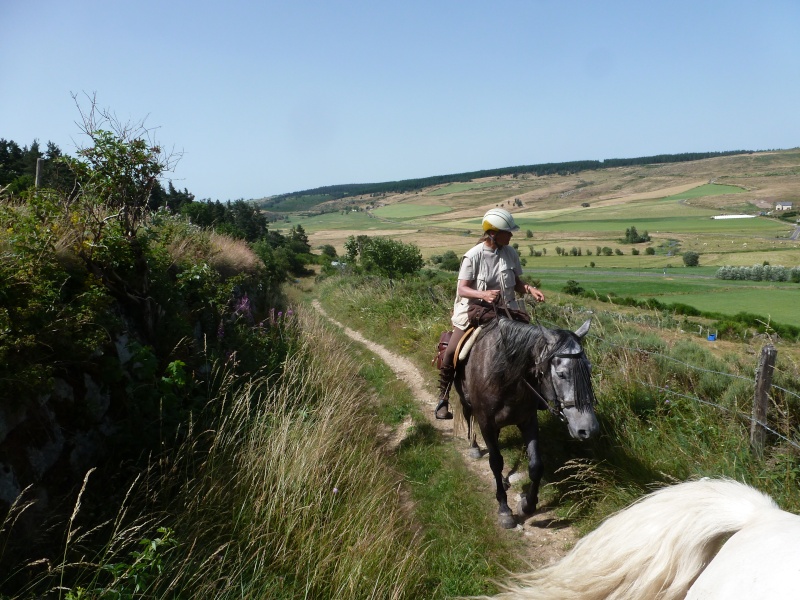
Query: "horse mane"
485 318 596 410
481 478 780 600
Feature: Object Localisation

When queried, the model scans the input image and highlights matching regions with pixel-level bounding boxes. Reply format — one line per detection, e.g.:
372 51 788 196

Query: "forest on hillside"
257 150 754 212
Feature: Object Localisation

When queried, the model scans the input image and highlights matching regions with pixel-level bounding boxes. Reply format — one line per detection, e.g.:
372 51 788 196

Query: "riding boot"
435 364 455 419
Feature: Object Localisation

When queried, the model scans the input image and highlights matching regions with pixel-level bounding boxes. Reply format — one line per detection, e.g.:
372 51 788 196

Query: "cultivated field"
280 150 800 324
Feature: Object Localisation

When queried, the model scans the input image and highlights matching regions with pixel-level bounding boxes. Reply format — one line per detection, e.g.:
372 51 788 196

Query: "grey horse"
453 317 599 528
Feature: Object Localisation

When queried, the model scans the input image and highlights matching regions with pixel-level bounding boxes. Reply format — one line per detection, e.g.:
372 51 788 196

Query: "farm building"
775 201 794 211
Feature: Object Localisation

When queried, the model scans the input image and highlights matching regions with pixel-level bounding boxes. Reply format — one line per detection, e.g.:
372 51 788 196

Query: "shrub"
683 251 700 267
347 235 424 278
430 250 460 271
562 279 585 295
621 226 651 244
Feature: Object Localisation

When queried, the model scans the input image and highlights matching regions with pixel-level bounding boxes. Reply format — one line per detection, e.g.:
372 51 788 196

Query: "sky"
2 1 799 200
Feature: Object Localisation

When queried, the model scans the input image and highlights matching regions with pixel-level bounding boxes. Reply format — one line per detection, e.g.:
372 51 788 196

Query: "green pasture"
527 267 800 325
651 288 800 325
514 194 786 235
372 203 452 219
526 215 789 235
282 210 410 232
519 198 717 224
663 183 746 200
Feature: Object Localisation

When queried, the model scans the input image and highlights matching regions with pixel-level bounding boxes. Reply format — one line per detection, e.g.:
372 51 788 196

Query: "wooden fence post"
750 344 777 455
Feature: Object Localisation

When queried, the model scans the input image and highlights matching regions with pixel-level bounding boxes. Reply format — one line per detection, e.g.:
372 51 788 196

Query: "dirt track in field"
312 300 577 569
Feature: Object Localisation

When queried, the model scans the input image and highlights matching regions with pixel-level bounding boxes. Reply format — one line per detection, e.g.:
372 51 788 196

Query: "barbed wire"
637 379 800 451
771 383 800 403
591 334 756 383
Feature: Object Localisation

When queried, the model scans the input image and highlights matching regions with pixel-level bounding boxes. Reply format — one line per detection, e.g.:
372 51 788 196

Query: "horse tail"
483 478 778 600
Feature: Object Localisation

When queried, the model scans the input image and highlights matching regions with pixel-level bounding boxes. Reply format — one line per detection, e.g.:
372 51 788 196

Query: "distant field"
372 204 451 219
663 183 746 200
428 181 510 196
287 211 405 232
527 267 800 325
525 215 789 235
285 150 800 322
650 288 799 325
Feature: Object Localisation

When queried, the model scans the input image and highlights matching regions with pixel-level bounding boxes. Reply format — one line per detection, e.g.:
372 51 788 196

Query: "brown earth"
311 300 577 569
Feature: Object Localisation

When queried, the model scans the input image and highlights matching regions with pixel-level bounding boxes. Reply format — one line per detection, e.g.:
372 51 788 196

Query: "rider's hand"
529 287 545 303
483 289 500 303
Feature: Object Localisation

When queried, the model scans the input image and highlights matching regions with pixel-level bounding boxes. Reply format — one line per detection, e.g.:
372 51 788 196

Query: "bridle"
522 349 589 421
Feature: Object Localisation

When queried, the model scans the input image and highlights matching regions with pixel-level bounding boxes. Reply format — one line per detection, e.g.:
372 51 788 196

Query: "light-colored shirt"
451 243 523 329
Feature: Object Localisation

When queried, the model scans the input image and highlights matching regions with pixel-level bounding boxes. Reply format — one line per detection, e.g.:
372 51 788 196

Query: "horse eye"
557 371 567 379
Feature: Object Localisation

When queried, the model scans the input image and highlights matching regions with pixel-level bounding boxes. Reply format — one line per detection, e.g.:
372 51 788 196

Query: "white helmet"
482 208 520 232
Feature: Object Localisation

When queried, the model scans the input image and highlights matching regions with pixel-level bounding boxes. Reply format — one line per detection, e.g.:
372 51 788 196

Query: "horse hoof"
468 447 482 459
518 494 537 516
498 513 516 529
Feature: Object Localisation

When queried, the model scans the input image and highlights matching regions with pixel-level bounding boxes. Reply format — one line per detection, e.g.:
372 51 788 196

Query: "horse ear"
574 319 591 339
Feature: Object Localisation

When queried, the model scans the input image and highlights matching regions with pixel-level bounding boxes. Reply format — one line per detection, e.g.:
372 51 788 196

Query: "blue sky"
2 1 799 200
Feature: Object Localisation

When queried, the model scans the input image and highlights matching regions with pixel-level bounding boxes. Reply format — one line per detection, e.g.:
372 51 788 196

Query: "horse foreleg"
518 416 543 516
482 426 515 529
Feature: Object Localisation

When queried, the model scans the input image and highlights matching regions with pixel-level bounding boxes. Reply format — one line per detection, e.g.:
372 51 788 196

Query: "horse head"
539 319 599 440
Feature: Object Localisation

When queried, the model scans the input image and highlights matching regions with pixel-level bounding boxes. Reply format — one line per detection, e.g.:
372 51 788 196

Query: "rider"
435 207 546 419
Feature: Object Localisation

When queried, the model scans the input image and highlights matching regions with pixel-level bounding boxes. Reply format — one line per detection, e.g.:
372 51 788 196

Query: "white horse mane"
476 478 780 600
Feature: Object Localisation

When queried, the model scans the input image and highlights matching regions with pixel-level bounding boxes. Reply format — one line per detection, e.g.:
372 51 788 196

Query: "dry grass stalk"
208 232 261 278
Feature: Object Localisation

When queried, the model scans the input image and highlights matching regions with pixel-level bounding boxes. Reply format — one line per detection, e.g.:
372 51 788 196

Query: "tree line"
261 150 754 211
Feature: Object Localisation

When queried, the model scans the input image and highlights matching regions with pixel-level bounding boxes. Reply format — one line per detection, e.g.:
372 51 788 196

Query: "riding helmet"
482 208 520 232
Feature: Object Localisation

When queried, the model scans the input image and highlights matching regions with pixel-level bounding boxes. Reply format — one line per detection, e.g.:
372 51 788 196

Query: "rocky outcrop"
0 333 133 546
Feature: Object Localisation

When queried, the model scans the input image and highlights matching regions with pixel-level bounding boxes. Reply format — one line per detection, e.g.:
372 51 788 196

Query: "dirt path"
312 300 577 568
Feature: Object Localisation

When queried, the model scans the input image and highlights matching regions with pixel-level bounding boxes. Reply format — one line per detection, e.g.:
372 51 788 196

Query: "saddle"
433 301 530 370
431 327 482 370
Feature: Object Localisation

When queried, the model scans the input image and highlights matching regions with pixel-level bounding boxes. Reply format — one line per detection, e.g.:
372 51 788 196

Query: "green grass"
663 183 746 200
523 215 786 234
372 204 452 219
281 211 405 232
527 267 800 325
649 287 800 324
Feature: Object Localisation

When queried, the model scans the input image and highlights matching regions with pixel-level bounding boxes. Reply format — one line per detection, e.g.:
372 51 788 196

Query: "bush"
430 250 461 271
347 235 424 278
562 279 585 295
621 226 651 244
683 251 700 267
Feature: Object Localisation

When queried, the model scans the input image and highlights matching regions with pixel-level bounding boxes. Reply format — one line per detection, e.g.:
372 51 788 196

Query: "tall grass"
157 314 427 599
5 308 430 599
